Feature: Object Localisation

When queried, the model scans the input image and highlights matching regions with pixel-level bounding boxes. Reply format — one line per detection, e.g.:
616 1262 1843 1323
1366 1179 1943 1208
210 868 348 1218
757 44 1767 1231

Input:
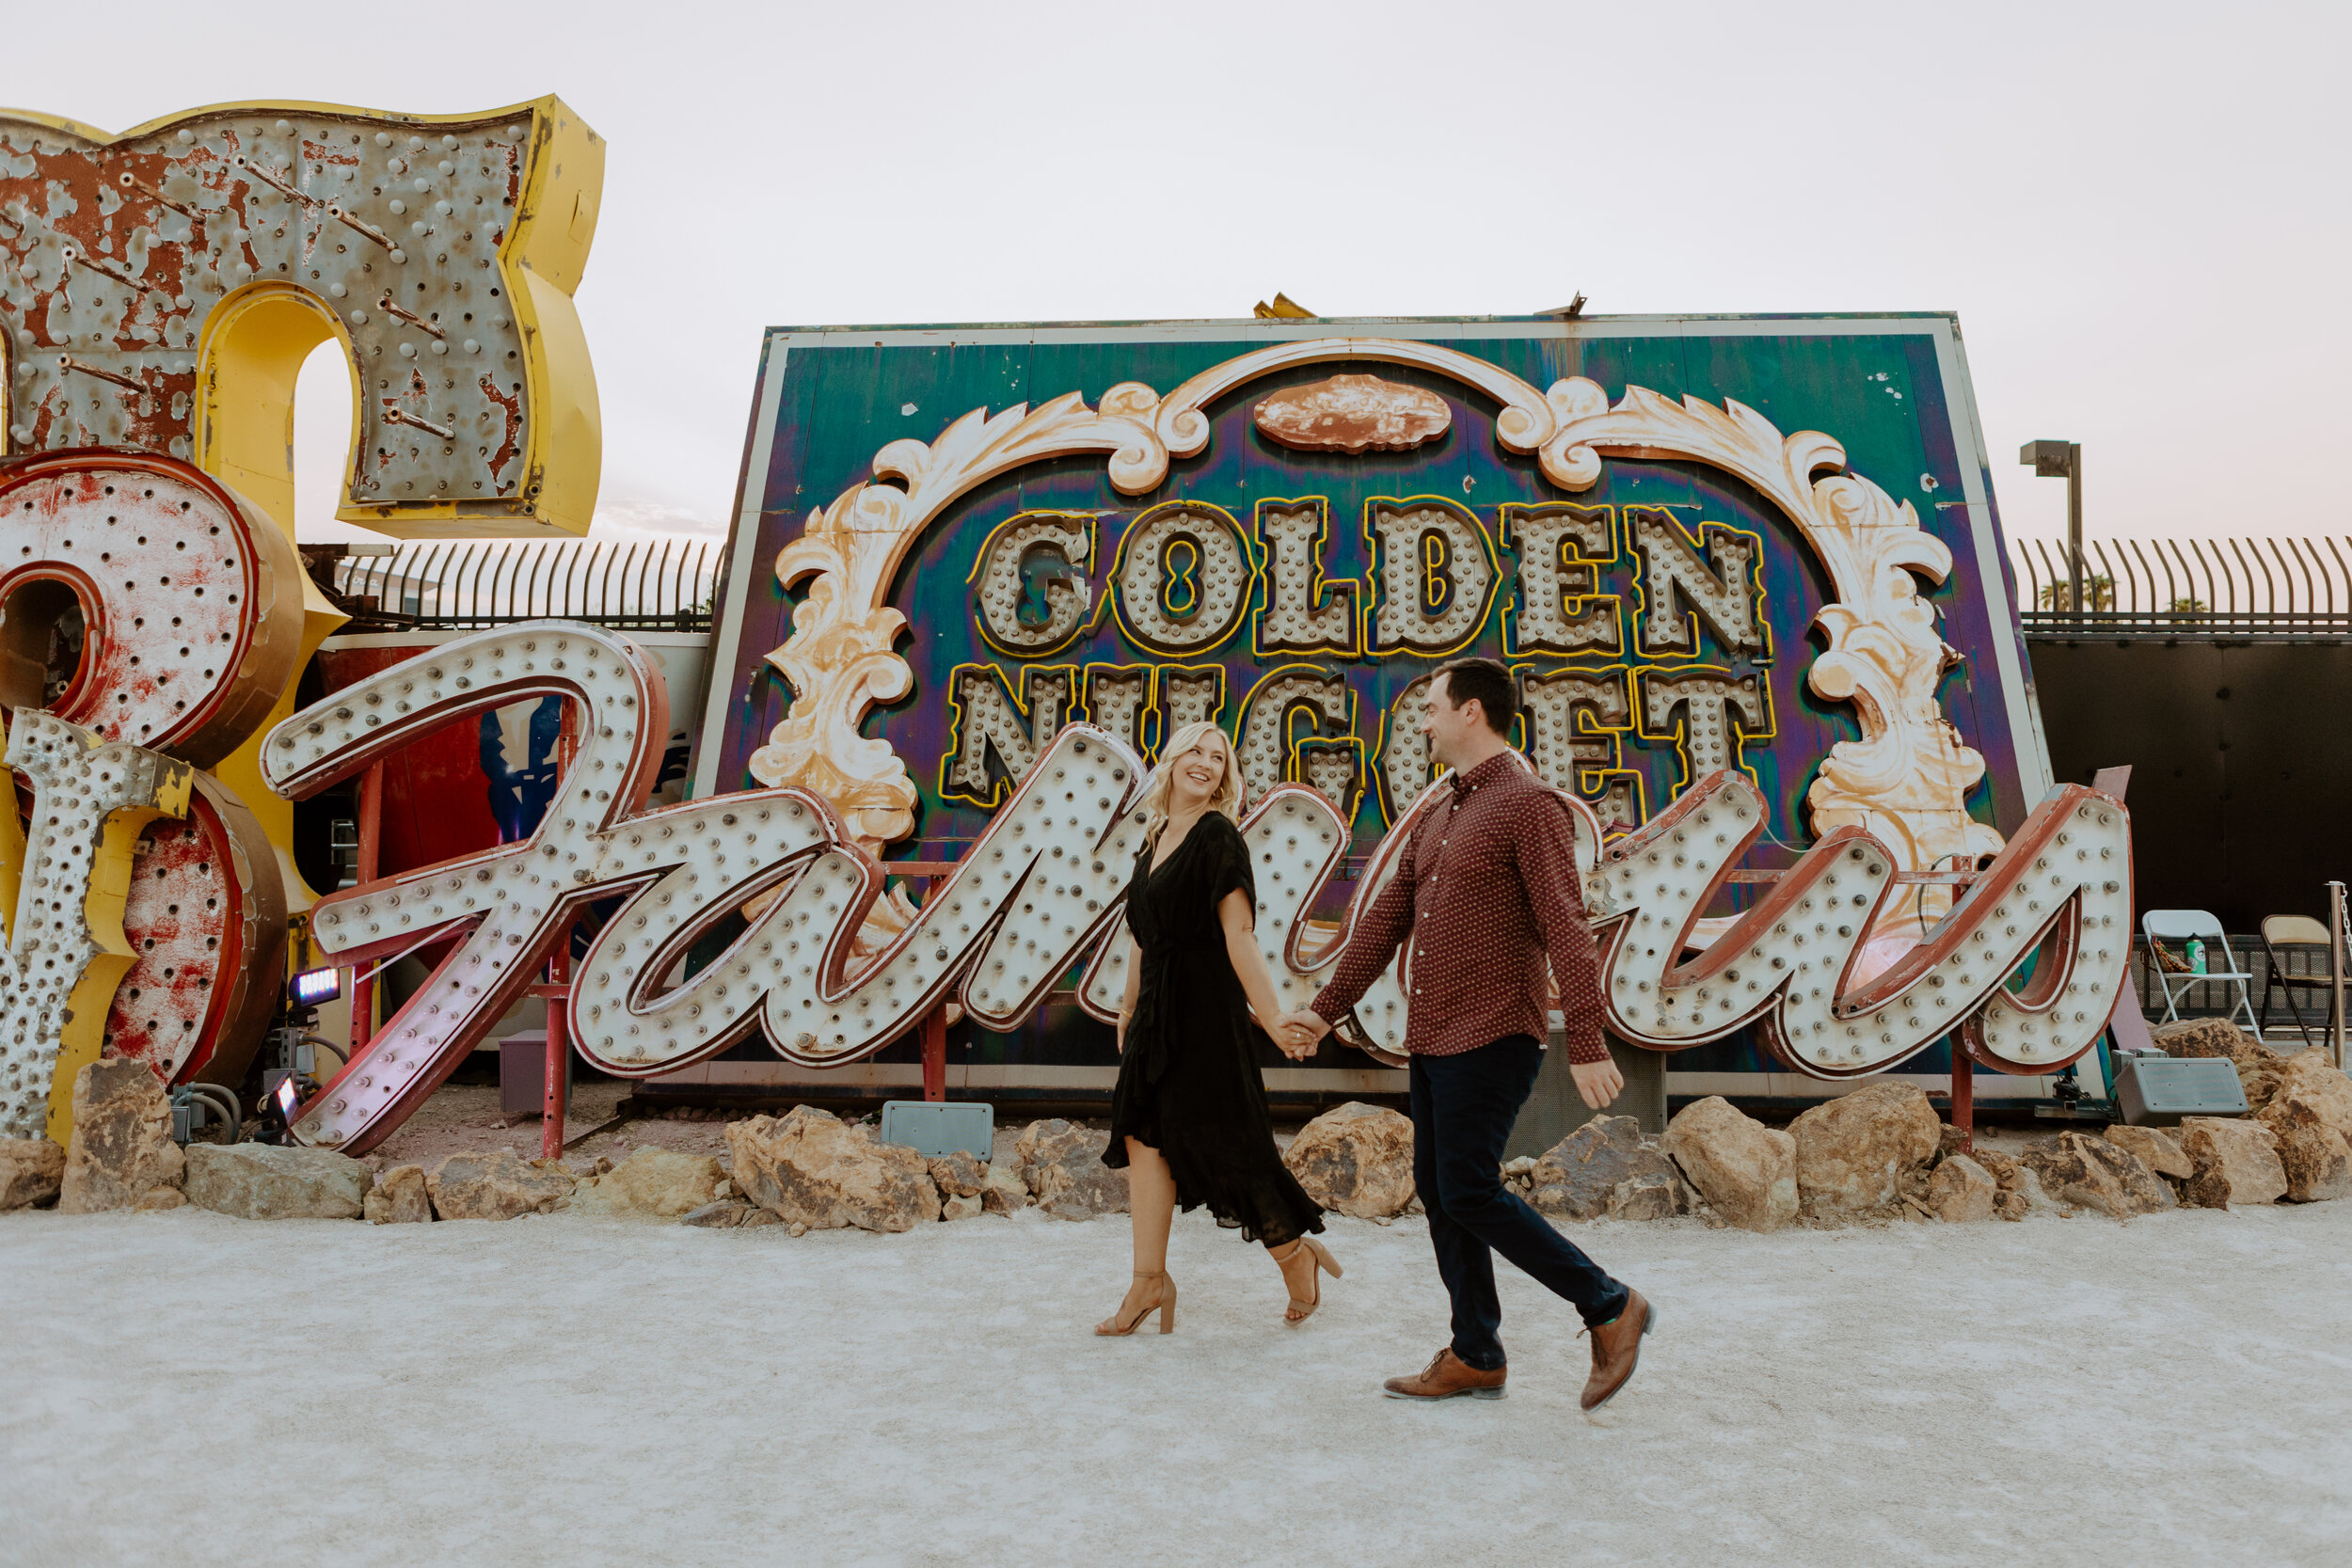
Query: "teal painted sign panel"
694 314 2044 1091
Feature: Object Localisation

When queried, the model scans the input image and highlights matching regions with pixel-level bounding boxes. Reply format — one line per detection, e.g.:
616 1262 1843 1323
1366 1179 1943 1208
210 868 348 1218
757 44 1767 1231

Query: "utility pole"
2021 440 2084 621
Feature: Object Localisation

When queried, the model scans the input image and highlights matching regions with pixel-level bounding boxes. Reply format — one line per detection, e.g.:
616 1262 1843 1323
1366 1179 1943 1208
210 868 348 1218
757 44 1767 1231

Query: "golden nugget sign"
940 488 1768 837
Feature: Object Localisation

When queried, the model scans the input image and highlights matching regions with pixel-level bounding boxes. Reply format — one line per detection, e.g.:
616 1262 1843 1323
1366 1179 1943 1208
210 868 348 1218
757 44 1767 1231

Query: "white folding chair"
2140 909 2261 1036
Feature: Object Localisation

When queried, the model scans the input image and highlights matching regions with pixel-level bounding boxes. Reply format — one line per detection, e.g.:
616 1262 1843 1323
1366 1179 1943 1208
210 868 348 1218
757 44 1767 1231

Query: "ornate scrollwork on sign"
1540 380 2002 927
748 388 1170 852
752 337 1999 942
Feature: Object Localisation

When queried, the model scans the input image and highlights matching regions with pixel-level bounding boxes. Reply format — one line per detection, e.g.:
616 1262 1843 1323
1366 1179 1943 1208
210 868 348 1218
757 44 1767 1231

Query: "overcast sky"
15 0 2344 549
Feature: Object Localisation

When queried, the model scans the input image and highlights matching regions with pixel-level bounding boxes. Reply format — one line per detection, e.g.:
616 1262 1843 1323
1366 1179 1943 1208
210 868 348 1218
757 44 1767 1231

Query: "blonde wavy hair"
1140 720 1245 841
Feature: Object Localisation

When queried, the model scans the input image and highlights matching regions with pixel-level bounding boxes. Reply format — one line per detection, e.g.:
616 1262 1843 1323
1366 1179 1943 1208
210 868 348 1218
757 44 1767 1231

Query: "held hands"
1273 1008 1332 1062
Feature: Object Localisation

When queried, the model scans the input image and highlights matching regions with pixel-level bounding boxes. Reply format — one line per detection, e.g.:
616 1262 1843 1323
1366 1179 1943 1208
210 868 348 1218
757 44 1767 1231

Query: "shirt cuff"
1562 1026 1611 1066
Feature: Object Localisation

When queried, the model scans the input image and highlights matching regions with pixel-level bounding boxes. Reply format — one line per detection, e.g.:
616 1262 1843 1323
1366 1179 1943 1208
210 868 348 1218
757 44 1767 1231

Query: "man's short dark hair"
1435 657 1517 735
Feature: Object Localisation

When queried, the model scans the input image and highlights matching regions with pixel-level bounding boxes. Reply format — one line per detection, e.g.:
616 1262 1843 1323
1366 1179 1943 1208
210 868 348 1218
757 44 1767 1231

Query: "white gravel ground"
5 1200 2350 1568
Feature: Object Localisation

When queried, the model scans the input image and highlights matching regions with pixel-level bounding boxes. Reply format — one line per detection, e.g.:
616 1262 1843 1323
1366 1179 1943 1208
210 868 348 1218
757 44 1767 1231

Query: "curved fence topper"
268 621 2130 1155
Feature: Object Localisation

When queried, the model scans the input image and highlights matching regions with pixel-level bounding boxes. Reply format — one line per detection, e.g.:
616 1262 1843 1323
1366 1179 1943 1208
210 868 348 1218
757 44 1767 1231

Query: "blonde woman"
1095 721 1340 1337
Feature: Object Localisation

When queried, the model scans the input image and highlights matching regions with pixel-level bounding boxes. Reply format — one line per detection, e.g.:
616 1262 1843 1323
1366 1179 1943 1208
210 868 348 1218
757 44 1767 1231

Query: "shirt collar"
1450 750 1520 797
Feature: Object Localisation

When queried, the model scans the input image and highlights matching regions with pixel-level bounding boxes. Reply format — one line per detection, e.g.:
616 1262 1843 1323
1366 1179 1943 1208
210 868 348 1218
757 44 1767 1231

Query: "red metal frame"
350 762 385 1051
1950 1051 1974 1153
532 965 571 1160
896 861 958 1103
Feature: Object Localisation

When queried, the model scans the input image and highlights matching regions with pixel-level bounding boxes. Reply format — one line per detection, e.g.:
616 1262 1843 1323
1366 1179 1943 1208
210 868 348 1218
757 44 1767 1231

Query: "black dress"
1103 810 1326 1247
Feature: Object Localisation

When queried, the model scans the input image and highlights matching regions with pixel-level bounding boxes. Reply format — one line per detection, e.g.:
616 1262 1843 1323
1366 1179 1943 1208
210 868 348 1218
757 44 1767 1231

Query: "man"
1282 657 1653 1410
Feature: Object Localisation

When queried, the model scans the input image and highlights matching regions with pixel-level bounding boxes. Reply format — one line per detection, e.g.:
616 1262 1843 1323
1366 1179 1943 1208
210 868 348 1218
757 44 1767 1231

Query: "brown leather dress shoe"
1580 1288 1656 1411
1382 1347 1507 1401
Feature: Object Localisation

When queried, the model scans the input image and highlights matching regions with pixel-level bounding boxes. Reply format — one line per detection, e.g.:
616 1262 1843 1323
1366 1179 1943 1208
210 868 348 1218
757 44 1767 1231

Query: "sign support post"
534 958 571 1161
2331 880 2346 1071
352 762 385 1050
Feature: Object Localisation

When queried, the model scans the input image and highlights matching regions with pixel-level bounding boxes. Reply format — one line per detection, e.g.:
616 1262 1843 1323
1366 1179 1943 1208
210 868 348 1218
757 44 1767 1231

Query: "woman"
1096 721 1341 1336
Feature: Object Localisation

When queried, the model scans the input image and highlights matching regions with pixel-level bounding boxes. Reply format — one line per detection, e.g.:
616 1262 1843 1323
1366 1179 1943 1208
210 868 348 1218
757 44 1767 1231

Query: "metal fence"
2010 535 2352 641
2127 934 2340 1048
330 538 722 632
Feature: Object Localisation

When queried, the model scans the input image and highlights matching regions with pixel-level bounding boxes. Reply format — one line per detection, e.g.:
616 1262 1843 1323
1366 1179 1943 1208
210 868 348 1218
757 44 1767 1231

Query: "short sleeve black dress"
1102 810 1325 1247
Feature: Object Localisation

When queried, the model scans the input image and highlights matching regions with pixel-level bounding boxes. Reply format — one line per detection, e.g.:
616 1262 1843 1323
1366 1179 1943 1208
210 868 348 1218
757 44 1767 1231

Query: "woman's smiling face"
1167 728 1232 813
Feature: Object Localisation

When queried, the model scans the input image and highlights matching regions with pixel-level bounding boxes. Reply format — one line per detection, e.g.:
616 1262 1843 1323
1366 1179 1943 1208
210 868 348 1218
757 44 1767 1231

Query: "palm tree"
2039 574 2115 612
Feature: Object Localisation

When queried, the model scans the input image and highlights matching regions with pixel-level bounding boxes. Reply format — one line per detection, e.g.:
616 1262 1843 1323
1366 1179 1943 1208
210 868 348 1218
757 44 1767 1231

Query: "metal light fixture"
2020 440 2084 621
288 967 343 1007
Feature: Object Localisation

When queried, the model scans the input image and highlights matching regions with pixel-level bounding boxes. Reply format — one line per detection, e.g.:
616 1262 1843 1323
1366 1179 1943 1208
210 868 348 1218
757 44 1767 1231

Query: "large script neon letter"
268 625 1365 1150
0 713 195 1141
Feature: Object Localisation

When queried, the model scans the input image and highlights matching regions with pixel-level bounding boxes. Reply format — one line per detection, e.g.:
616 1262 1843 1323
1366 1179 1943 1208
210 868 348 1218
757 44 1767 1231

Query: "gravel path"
5 1198 2348 1566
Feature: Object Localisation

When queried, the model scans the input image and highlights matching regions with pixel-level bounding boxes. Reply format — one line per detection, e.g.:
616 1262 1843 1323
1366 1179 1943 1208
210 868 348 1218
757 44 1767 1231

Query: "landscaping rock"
2267 1122 2352 1203
1015 1118 1130 1221
2021 1132 2175 1218
1969 1148 2053 1220
0 1137 65 1211
727 1106 939 1232
680 1198 753 1228
2253 1050 2352 1141
58 1059 184 1213
941 1192 984 1221
2178 1117 2287 1209
2151 1018 2281 1068
1659 1097 1797 1232
927 1150 987 1198
1280 1101 1414 1219
184 1144 372 1220
1928 1155 1997 1223
1604 1172 1685 1221
568 1148 727 1220
979 1163 1031 1215
2105 1125 2193 1180
364 1164 432 1224
1527 1116 1678 1221
427 1150 577 1220
1789 1083 1943 1216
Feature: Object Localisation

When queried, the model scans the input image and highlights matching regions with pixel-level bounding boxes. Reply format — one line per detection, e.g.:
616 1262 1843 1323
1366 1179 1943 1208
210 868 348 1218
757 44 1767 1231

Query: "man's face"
1420 673 1484 770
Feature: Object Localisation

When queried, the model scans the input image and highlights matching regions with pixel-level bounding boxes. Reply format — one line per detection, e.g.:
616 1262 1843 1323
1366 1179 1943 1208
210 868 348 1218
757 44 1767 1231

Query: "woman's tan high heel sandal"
1277 1237 1342 1324
1095 1271 1176 1336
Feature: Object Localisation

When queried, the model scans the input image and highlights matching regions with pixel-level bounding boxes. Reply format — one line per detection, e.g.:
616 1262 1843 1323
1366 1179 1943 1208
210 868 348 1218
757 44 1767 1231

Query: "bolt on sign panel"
689 314 2087 1103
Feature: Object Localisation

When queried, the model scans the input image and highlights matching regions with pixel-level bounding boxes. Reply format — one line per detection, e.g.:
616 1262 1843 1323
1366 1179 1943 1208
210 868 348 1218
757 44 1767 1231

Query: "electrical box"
2117 1055 2249 1125
500 1033 557 1117
877 1101 993 1160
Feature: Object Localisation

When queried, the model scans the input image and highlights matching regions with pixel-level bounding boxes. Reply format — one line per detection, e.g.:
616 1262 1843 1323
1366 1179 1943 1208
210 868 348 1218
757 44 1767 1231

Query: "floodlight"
2020 439 2076 478
289 967 342 1006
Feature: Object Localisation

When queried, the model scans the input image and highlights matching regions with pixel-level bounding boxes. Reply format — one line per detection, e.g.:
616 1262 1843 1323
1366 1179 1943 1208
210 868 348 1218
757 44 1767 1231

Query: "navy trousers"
1410 1035 1629 1370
